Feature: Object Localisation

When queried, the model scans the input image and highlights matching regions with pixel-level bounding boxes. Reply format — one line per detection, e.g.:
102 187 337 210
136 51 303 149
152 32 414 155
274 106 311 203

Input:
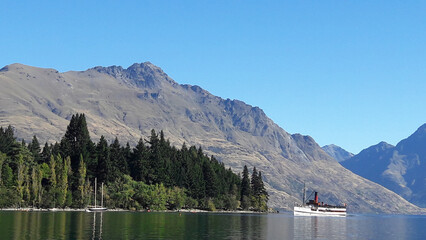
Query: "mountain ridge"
342 124 426 207
0 62 423 213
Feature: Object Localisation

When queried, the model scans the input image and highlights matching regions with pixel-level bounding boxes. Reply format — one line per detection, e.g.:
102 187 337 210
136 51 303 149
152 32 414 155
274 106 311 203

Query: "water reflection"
294 215 347 239
1 212 425 239
91 212 103 240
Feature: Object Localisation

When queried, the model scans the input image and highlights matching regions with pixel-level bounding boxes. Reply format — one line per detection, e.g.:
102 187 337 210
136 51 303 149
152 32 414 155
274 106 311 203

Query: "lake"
0 211 425 239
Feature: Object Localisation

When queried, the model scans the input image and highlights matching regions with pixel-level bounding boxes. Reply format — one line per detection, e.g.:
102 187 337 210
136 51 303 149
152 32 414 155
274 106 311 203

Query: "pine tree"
0 126 15 154
130 138 148 182
28 136 42 163
189 163 205 199
41 142 51 164
123 142 132 175
257 171 268 211
96 136 110 184
251 167 259 196
51 142 61 158
158 131 172 186
203 160 218 198
61 114 92 170
240 165 251 210
60 114 93 197
110 137 126 181
147 129 160 184
251 167 260 210
250 168 269 211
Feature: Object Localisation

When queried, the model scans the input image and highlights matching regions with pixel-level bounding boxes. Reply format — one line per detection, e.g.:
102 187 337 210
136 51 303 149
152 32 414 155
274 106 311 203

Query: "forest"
0 114 268 211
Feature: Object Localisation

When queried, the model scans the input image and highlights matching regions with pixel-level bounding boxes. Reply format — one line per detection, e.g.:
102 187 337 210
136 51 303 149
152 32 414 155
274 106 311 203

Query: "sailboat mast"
101 182 104 207
302 182 306 204
94 178 97 208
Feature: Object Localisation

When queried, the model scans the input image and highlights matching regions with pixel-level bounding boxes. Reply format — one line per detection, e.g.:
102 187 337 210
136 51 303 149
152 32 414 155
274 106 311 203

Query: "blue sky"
1 1 425 153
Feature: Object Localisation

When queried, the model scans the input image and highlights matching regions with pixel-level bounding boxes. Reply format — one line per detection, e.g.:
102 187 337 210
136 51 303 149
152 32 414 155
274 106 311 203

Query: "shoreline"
0 207 270 214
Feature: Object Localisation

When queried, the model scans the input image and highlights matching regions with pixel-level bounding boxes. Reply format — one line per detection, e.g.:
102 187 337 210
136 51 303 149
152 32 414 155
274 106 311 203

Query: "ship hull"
294 206 346 217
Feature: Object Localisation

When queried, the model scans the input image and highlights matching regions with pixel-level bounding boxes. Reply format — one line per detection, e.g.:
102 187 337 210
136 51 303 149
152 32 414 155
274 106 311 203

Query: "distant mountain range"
0 62 422 213
322 144 354 162
342 124 426 207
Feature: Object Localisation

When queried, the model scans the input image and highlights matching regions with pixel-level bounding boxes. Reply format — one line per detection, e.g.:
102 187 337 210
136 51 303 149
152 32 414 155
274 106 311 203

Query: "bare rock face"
343 124 426 207
0 62 423 213
322 144 354 162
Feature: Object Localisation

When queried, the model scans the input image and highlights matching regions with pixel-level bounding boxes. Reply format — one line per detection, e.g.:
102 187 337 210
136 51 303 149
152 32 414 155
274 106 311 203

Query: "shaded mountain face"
322 144 354 162
342 125 426 207
0 63 422 213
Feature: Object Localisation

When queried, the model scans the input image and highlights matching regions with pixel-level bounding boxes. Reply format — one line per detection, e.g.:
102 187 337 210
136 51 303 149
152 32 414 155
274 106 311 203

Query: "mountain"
322 144 354 162
342 125 426 207
0 62 423 213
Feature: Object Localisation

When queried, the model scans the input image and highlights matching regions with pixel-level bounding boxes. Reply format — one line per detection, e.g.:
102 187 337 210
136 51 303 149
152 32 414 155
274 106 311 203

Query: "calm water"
0 211 425 239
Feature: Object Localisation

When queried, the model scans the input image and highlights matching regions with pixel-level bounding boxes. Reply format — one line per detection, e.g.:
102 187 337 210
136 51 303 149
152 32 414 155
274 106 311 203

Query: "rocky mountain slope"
0 62 423 213
342 124 426 207
322 144 354 162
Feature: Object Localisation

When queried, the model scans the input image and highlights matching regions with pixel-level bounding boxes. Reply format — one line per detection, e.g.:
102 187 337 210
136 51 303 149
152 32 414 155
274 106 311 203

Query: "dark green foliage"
203 160 218 198
2 164 14 188
28 136 42 163
0 187 19 208
250 168 269 211
251 167 260 196
241 165 251 210
96 136 110 184
129 138 148 182
59 114 93 195
0 126 15 155
60 114 91 169
109 137 126 181
0 113 268 211
41 142 51 164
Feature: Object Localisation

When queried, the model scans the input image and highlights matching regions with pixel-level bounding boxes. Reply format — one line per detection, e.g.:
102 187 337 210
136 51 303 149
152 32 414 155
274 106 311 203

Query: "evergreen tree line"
0 114 268 211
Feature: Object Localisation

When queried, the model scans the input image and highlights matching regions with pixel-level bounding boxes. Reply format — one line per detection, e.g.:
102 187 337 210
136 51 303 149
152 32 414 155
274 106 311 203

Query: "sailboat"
87 178 107 212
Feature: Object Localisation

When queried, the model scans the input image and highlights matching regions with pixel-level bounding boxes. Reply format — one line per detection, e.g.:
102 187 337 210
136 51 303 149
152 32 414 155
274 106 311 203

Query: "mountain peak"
126 62 177 88
395 123 426 155
92 62 177 88
412 123 426 137
362 141 394 154
376 141 393 148
322 144 354 162
1 63 35 72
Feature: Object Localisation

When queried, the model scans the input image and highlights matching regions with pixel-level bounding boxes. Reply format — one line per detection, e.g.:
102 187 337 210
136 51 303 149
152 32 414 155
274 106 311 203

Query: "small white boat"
294 186 346 217
86 207 107 212
87 178 107 212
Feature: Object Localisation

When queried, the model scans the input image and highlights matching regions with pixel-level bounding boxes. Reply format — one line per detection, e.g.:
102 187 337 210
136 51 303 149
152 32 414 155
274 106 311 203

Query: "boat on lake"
87 178 107 212
294 185 346 217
